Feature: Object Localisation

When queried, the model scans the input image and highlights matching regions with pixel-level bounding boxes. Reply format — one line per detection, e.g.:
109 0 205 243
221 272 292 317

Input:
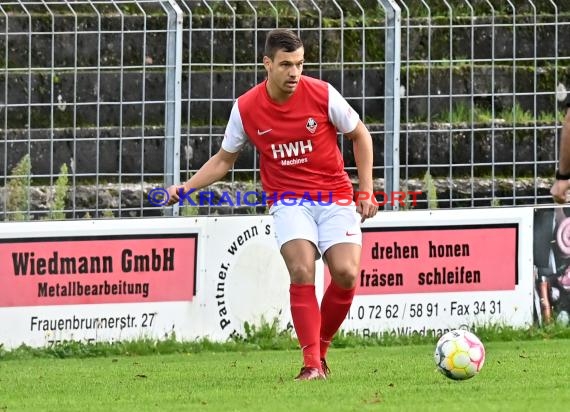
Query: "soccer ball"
434 329 485 380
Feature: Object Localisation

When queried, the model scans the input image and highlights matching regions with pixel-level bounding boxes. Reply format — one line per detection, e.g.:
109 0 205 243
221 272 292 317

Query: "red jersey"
222 75 359 202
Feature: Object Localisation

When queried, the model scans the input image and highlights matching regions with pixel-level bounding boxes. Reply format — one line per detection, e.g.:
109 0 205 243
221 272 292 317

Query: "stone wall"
0 176 555 219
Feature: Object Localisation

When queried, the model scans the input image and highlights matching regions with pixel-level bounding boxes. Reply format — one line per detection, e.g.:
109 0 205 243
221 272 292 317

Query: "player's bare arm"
166 148 239 205
345 120 377 222
552 108 570 204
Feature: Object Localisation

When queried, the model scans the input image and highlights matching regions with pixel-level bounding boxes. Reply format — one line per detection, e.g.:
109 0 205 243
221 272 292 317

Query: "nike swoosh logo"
346 231 358 236
257 129 272 135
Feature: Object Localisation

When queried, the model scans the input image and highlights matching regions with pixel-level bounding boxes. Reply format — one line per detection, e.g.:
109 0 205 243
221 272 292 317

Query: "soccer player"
552 96 570 203
167 29 377 380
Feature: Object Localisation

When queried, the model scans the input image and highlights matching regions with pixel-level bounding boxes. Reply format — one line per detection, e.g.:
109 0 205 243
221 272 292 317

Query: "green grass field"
1 339 569 412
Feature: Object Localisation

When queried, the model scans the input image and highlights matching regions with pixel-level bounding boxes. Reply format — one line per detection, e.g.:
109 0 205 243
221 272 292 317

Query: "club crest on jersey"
306 117 318 134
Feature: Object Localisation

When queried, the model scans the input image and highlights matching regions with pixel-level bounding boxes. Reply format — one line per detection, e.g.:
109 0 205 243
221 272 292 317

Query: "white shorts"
269 201 362 259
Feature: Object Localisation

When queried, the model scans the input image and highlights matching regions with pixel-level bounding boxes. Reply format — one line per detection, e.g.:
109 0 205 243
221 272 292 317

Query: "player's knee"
331 265 359 289
287 262 315 284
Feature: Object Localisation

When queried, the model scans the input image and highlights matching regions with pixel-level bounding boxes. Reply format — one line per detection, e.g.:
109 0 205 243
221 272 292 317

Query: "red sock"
289 284 321 369
320 280 356 359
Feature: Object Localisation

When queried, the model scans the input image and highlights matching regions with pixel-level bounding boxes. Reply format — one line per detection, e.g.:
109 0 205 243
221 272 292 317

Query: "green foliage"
101 209 114 218
179 188 199 216
475 102 537 124
179 205 198 216
401 1 558 18
432 101 472 123
499 102 535 123
49 163 69 220
242 180 261 215
397 185 416 211
430 100 556 125
422 171 438 209
538 110 565 123
6 153 31 221
2 318 570 361
233 316 296 350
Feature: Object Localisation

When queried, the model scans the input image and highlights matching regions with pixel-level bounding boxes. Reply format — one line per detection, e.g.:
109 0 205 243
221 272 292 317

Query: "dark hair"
264 29 303 59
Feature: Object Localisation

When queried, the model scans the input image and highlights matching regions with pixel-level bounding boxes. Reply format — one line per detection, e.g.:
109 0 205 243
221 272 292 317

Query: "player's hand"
551 179 570 204
166 184 185 206
356 193 378 223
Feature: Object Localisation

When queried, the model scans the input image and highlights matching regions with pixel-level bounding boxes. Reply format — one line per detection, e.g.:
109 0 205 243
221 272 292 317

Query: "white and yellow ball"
434 329 485 380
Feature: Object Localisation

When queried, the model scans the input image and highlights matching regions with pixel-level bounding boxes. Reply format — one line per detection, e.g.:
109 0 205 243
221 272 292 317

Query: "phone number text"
346 300 502 320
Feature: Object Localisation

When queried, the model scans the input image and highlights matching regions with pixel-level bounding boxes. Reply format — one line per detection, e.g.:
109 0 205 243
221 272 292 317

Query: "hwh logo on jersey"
271 139 313 159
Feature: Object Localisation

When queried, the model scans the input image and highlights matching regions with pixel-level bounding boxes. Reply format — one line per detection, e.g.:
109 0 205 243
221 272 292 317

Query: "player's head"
264 29 303 59
263 29 304 101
